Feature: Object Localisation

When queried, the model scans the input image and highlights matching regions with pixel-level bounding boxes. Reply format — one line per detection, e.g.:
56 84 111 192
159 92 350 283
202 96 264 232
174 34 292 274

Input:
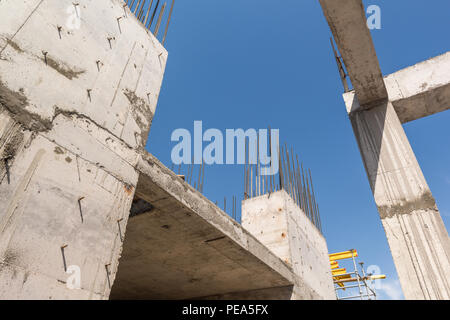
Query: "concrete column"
242 190 336 300
344 94 450 299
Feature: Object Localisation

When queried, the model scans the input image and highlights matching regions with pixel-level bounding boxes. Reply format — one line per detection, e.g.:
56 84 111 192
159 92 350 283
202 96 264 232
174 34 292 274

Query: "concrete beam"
319 0 388 107
345 52 450 123
111 153 324 300
385 51 450 123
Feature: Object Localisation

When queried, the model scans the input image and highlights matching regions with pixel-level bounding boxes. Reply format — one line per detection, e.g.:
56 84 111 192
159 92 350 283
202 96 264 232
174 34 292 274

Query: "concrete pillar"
242 190 336 300
0 0 167 299
344 94 450 299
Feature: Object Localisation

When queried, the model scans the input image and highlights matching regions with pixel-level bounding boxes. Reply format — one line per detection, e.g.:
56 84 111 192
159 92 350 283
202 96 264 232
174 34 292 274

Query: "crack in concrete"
0 80 136 152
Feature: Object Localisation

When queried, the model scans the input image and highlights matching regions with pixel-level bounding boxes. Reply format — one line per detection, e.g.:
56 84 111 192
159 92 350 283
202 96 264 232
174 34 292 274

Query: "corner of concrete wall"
242 190 336 300
0 0 167 299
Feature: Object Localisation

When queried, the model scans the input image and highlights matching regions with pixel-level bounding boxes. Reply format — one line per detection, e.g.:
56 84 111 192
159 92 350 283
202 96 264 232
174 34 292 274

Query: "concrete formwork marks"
347 100 450 300
0 0 167 299
242 191 336 300
0 0 167 150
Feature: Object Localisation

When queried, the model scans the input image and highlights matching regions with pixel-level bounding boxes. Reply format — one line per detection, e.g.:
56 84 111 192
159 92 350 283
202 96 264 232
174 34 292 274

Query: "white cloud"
378 279 404 300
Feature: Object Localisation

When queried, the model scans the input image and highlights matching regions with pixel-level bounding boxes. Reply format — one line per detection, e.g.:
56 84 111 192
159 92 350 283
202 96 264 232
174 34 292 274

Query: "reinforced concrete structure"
0 0 336 300
320 0 450 299
242 191 335 300
2 0 447 302
0 0 167 299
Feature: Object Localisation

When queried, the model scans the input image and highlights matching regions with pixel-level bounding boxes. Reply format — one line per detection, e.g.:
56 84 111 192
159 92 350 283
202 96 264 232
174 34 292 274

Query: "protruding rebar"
149 0 160 29
162 0 175 45
330 37 350 92
143 0 154 26
256 132 260 197
154 2 167 36
278 144 283 191
241 140 323 232
134 0 142 14
137 0 146 20
200 161 205 193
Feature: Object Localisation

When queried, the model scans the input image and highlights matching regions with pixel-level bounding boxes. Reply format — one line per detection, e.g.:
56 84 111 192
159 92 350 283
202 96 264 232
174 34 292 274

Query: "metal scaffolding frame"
330 249 385 300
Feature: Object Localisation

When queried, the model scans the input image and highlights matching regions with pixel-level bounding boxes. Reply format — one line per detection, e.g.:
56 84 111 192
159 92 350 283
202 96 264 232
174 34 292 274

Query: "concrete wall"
242 191 336 300
0 0 167 299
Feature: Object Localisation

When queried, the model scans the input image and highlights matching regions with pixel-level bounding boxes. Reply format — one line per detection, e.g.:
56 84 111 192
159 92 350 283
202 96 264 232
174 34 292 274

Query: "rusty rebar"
154 2 167 36
330 37 349 93
162 0 175 45
137 0 146 19
200 161 205 192
149 0 160 29
143 0 154 26
134 0 142 14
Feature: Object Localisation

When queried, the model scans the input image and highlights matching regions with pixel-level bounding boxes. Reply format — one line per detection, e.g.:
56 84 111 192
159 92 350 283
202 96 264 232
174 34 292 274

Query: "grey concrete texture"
344 51 450 124
0 0 167 299
0 0 336 300
320 0 450 300
4 0 448 301
344 98 450 299
111 153 306 300
242 191 336 300
319 0 388 107
0 0 167 151
0 114 136 299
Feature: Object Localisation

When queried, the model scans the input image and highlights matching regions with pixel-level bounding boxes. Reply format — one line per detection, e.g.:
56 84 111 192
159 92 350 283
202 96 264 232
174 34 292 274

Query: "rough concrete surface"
0 1 340 301
242 191 336 300
111 153 309 300
344 51 450 123
4 0 448 301
0 0 167 299
326 0 450 300
345 98 450 300
384 51 450 123
319 0 388 107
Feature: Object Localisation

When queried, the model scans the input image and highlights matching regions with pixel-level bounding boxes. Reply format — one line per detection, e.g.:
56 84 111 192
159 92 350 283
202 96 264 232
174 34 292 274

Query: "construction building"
0 0 448 300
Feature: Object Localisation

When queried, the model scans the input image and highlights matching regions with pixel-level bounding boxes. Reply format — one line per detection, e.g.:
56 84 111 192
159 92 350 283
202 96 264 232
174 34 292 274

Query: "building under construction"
0 0 449 300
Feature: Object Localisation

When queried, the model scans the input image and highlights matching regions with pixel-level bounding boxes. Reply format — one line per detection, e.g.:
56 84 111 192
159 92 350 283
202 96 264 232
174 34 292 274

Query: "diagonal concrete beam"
319 0 388 107
345 51 450 123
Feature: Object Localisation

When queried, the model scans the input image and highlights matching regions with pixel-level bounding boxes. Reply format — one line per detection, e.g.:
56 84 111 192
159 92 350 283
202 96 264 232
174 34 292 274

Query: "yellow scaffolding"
329 249 386 300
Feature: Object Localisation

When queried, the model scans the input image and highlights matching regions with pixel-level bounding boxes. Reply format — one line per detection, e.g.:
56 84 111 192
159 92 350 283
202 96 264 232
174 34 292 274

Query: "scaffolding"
329 249 386 300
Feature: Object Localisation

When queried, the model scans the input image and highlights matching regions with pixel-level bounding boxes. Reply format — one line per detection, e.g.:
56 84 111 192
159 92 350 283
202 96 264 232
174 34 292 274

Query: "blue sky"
145 0 450 300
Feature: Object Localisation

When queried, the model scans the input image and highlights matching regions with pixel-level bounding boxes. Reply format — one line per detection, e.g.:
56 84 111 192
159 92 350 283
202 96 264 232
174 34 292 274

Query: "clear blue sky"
146 0 450 299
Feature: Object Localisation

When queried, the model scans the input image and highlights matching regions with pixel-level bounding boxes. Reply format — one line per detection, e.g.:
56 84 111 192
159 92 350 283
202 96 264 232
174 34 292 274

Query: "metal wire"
243 142 323 234
124 0 175 45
